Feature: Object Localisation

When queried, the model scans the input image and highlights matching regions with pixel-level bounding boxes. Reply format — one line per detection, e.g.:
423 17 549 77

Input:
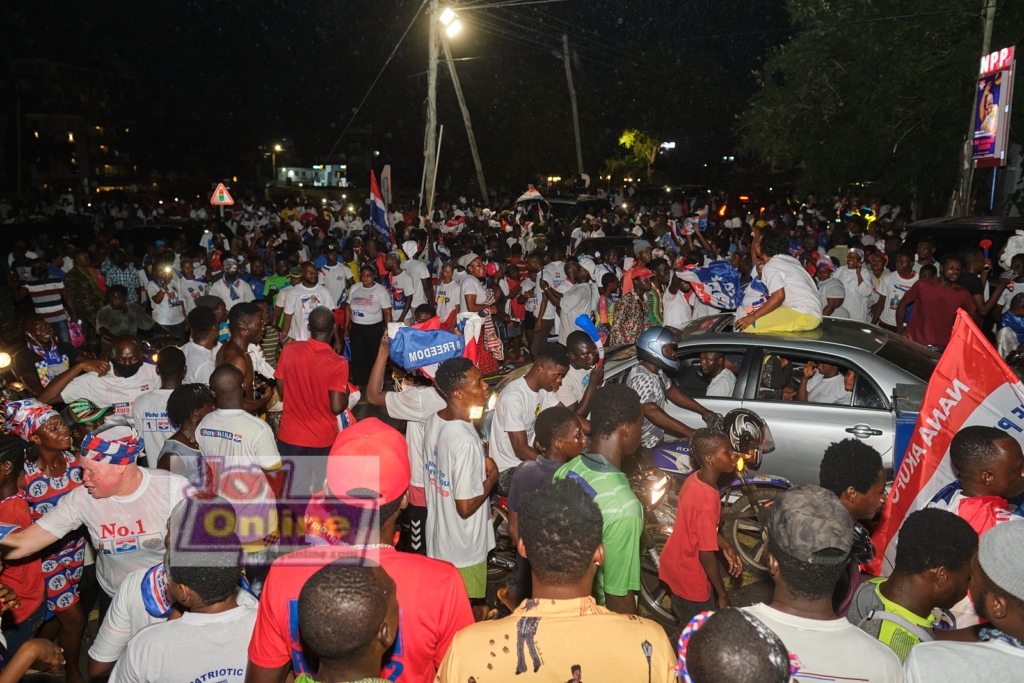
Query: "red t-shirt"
0 492 44 623
247 545 474 683
904 277 976 347
658 475 720 601
274 339 350 447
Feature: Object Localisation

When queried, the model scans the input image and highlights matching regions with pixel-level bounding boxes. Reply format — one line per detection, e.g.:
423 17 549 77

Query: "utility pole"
16 100 22 200
957 0 998 215
441 37 488 205
423 0 440 216
562 34 584 177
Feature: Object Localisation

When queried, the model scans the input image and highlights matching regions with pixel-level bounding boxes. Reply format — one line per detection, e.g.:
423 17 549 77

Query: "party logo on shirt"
114 537 139 553
199 428 243 443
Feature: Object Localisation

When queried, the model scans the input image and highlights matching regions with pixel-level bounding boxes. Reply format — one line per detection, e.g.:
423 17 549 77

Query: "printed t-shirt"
317 262 350 307
903 638 1024 683
422 412 495 567
144 280 185 326
762 254 823 319
89 564 258 664
626 364 673 448
659 474 720 601
847 577 935 663
436 596 676 683
247 545 474 683
903 278 976 346
109 603 256 683
282 283 335 342
553 452 642 603
555 366 591 408
742 603 903 683
15 341 79 388
196 409 281 545
878 270 919 326
489 377 560 472
130 389 173 465
435 282 461 323
179 278 208 315
807 372 852 405
536 262 567 320
346 283 391 325
0 492 44 622
275 339 349 448
35 468 189 596
62 364 160 426
385 387 446 506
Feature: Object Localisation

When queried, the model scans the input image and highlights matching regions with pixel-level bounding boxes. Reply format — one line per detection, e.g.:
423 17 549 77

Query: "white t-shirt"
818 278 850 318
130 389 173 465
88 564 258 664
460 276 487 313
346 283 391 326
318 262 350 308
556 366 591 408
762 254 823 320
903 638 1024 683
742 603 902 683
63 365 160 427
663 275 693 328
145 280 185 326
557 282 599 345
877 270 919 326
391 270 421 320
807 372 852 405
489 377 560 472
537 263 568 320
385 387 447 492
208 278 255 311
706 369 736 397
182 341 219 385
435 282 462 322
422 413 495 567
401 259 430 308
36 468 189 596
109 603 257 683
178 278 208 315
196 409 282 543
283 283 335 341
997 279 1021 309
835 266 875 322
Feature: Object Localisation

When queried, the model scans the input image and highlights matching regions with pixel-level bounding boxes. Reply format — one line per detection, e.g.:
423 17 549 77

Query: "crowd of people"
0 186 1016 682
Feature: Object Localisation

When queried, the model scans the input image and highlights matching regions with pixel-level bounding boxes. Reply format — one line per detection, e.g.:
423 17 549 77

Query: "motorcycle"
626 409 792 628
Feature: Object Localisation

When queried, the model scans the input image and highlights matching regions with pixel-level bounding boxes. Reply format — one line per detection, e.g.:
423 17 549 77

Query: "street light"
440 7 461 38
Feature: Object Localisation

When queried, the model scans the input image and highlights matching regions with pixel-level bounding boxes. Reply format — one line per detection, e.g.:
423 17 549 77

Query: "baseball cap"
326 418 410 509
62 398 111 426
764 485 853 565
979 520 1024 603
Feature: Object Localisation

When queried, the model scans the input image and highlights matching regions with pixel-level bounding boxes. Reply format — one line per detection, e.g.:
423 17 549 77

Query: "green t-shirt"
264 274 291 307
847 577 936 663
553 452 643 604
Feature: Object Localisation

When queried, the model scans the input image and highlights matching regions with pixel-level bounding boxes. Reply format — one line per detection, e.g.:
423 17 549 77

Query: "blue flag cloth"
389 326 465 371
679 260 742 310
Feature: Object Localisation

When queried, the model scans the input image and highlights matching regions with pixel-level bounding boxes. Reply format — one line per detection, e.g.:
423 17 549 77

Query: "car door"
740 348 895 486
661 343 756 432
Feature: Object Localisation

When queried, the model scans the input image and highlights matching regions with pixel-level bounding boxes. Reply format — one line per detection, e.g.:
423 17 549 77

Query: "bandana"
848 247 865 260
80 427 145 465
5 399 59 440
141 562 257 618
1003 311 1024 345
980 627 1024 651
26 335 67 387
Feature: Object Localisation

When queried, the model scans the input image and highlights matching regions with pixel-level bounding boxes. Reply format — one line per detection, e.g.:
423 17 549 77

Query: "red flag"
867 310 1024 575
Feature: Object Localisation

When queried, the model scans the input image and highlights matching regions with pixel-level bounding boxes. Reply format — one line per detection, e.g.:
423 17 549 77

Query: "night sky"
2 0 790 191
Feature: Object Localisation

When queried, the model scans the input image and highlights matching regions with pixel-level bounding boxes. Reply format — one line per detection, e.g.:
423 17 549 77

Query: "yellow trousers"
743 307 821 334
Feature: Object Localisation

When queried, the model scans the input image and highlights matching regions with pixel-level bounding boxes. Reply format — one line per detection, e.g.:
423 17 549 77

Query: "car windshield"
875 336 939 382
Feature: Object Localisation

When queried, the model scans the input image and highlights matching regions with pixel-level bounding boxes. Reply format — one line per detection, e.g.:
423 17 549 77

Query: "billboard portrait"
973 72 1003 160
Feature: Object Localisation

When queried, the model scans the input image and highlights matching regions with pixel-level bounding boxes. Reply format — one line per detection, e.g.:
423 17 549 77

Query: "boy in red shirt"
659 429 743 628
0 435 45 656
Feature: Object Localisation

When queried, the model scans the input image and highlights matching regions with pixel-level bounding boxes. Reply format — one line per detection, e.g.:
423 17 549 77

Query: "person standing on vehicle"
553 385 645 615
895 255 977 350
626 326 718 452
659 429 744 627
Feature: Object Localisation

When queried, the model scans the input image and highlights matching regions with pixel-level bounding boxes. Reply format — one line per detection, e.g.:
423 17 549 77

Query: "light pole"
272 144 282 183
423 0 440 215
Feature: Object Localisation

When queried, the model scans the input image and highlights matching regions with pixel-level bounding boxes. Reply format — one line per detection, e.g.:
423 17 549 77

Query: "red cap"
326 418 410 509
631 267 653 279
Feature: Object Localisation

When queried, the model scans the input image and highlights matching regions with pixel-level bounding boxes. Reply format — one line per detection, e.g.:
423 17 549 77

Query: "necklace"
180 431 199 449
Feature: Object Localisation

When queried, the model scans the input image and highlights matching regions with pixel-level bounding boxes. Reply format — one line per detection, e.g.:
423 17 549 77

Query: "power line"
321 0 428 164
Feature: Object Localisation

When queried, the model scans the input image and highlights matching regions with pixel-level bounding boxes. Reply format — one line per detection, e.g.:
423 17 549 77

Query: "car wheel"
722 487 785 576
487 502 514 582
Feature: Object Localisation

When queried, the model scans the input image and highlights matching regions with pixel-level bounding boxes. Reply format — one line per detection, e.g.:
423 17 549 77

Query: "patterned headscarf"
5 399 60 441
80 426 145 465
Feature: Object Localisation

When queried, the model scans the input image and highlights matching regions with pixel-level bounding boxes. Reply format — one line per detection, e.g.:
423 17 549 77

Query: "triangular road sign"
210 183 234 206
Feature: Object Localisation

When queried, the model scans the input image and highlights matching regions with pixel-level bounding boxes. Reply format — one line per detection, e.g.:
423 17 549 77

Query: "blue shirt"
241 273 266 300
48 265 66 281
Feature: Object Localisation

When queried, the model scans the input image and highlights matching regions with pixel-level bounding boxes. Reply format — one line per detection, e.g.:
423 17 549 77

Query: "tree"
736 0 1024 215
618 129 663 181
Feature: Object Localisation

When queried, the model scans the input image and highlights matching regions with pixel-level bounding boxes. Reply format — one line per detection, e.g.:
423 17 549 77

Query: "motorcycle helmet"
851 522 877 564
722 408 775 470
636 326 678 371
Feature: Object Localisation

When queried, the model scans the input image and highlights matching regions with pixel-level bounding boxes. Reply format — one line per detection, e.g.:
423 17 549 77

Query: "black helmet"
722 408 775 470
636 326 678 371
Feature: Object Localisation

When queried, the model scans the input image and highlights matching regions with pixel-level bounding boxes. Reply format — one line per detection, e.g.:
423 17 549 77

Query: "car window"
754 352 856 406
669 349 745 399
853 375 886 409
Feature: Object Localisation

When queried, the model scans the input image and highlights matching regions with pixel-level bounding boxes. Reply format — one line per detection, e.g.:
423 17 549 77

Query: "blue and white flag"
389 318 465 372
678 260 741 310
370 170 393 247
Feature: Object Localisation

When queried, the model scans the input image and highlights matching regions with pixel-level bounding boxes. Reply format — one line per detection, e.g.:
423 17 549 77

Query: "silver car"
483 315 939 485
